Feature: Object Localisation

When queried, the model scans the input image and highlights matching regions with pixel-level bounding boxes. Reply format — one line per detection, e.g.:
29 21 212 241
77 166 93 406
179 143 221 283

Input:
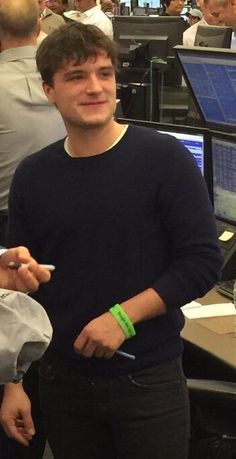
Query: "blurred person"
0 0 66 246
64 0 113 38
183 0 226 46
0 0 66 457
38 0 65 34
160 0 185 16
205 0 236 27
47 0 69 15
1 22 222 459
100 0 115 16
187 7 202 25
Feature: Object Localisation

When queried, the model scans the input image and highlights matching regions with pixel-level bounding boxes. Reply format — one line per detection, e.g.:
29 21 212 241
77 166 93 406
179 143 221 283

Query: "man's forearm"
120 288 167 325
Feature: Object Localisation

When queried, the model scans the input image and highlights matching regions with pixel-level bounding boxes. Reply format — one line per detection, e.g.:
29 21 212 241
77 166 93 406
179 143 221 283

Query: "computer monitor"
120 4 130 15
211 130 236 283
194 25 232 48
138 0 161 7
114 16 186 56
211 132 236 226
174 46 236 131
132 6 148 15
114 16 187 86
117 118 211 191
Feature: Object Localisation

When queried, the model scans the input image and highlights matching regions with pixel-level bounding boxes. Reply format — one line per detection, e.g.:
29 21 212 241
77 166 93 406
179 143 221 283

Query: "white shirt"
64 6 113 39
183 17 207 47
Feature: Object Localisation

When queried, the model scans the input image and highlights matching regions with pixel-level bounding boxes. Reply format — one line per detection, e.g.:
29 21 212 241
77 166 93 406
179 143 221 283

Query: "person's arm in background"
0 382 34 446
0 247 51 445
0 246 50 292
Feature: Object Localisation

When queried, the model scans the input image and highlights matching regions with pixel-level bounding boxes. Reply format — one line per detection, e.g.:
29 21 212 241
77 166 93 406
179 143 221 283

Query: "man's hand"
74 312 126 359
0 382 35 446
0 246 51 292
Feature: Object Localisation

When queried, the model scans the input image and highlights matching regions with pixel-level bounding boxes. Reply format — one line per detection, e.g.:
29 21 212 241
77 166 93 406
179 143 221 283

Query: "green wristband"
109 304 136 339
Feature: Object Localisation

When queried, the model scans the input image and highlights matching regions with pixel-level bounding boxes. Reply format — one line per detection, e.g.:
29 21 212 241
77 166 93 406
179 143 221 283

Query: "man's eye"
101 71 113 78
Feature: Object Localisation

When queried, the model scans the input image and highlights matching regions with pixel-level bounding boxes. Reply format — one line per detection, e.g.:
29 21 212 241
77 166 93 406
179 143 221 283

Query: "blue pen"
116 350 136 360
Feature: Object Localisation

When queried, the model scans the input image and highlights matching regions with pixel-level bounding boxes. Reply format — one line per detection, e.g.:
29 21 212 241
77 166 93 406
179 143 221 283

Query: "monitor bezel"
210 129 236 227
194 25 232 48
117 117 212 199
174 45 236 133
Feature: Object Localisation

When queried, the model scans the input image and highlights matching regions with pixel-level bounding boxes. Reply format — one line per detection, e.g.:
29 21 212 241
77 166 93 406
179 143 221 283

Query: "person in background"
0 0 66 457
100 0 115 17
47 0 69 16
38 0 65 34
183 0 226 46
0 0 66 246
187 7 202 25
64 0 113 38
206 0 236 27
160 0 185 16
1 22 222 459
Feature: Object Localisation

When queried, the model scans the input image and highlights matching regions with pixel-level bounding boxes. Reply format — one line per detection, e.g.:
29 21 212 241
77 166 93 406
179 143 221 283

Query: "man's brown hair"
36 22 118 86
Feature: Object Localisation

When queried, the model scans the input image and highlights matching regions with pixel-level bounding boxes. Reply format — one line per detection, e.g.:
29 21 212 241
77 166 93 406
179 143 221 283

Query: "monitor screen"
117 118 211 191
194 25 232 48
175 46 236 131
138 0 161 7
211 132 236 225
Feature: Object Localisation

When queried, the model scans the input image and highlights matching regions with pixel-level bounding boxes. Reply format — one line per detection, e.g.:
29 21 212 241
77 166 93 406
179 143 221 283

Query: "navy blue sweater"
7 125 222 375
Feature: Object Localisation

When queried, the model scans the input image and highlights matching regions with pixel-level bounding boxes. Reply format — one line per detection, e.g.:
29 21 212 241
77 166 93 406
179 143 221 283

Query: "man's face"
166 0 185 16
43 52 117 130
74 0 90 12
38 0 51 13
47 0 67 14
201 0 227 24
218 0 236 27
188 14 200 26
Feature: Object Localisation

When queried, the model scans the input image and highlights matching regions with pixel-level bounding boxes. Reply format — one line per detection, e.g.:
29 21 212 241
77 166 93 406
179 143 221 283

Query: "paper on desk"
181 301 235 319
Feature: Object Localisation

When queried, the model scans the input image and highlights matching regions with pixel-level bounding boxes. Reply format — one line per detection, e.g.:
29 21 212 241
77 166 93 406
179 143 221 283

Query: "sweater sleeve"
150 135 223 309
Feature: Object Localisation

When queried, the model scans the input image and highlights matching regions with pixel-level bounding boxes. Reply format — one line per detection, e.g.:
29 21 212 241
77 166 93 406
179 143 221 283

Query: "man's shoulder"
20 138 65 169
125 124 187 158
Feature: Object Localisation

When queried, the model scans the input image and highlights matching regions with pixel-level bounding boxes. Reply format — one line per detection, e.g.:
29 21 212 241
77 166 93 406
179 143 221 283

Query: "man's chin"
71 115 114 129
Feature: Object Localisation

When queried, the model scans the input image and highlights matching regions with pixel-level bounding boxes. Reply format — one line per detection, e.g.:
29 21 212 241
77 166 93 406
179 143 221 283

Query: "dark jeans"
39 356 190 459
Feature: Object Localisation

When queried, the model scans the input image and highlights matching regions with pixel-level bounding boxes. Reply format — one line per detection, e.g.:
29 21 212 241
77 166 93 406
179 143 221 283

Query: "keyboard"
216 279 235 300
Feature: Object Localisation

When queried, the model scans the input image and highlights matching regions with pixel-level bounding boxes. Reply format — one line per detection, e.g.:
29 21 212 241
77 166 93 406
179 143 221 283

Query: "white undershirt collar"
64 125 129 157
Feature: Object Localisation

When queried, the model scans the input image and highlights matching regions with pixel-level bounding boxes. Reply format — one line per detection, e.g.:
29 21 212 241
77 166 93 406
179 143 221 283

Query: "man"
46 0 68 16
64 0 113 38
187 7 203 26
38 0 65 34
160 0 185 16
209 0 236 27
0 0 66 245
183 0 226 46
1 22 222 459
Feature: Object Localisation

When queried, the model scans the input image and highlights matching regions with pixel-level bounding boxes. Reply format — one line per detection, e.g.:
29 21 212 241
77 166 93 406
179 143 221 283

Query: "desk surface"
181 289 236 370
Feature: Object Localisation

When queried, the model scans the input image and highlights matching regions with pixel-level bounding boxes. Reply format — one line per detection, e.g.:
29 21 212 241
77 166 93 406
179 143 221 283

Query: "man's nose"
86 75 103 93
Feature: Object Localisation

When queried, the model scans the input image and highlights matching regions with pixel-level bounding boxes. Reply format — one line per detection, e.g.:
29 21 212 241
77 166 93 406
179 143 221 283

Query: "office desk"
181 289 236 371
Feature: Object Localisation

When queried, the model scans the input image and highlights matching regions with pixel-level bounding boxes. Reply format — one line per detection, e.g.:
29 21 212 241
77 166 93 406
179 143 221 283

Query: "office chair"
187 379 236 458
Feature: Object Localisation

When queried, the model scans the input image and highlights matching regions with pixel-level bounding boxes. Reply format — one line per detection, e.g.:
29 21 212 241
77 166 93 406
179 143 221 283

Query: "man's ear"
42 81 55 103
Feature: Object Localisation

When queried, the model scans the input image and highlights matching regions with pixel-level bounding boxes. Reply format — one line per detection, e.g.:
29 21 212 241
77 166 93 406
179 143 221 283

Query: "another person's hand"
0 246 51 292
0 382 35 446
74 312 126 359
